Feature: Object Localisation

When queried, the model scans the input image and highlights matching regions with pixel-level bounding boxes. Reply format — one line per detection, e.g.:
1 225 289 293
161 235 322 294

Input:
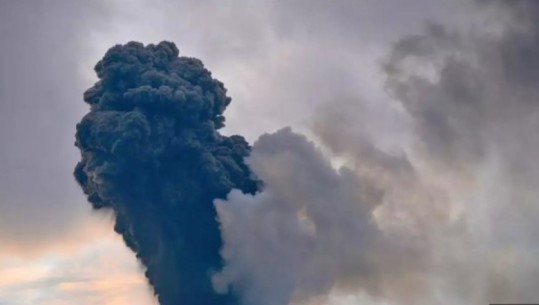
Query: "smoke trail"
74 41 259 305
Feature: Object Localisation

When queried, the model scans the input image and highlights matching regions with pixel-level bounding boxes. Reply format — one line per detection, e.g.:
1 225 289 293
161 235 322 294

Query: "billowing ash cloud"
214 128 379 305
73 1 539 304
74 41 259 305
213 129 438 305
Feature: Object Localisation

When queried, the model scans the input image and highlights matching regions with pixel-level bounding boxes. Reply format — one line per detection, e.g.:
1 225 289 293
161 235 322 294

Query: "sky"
2 0 539 305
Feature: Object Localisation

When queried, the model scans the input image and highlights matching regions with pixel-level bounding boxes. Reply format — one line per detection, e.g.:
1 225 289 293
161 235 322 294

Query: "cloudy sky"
3 1 539 304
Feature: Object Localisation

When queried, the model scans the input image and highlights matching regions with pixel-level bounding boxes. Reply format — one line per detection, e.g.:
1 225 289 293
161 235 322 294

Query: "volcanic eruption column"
74 41 260 305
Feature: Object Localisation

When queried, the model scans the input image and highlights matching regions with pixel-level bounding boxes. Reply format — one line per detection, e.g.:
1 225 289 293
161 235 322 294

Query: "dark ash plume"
74 41 259 305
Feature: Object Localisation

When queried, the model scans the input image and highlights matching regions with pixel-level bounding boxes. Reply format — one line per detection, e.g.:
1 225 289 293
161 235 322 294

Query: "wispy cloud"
0 228 156 305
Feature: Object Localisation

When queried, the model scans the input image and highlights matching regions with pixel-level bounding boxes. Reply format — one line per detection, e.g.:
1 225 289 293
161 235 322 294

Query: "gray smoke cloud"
214 128 379 305
214 128 443 305
214 1 539 304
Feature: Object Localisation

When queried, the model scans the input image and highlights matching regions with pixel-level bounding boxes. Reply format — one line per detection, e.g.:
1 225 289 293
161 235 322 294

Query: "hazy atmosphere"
1 1 539 304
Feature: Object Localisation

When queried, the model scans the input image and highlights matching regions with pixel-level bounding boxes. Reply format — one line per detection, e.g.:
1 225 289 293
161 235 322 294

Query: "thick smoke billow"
214 128 379 305
214 1 539 305
214 130 438 305
74 41 259 305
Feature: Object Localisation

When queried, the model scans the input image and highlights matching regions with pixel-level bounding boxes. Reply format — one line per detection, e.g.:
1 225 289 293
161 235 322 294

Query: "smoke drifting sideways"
213 1 539 305
74 41 259 305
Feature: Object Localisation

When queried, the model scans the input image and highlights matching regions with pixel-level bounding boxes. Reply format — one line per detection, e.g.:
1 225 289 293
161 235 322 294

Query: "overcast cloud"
4 1 537 305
